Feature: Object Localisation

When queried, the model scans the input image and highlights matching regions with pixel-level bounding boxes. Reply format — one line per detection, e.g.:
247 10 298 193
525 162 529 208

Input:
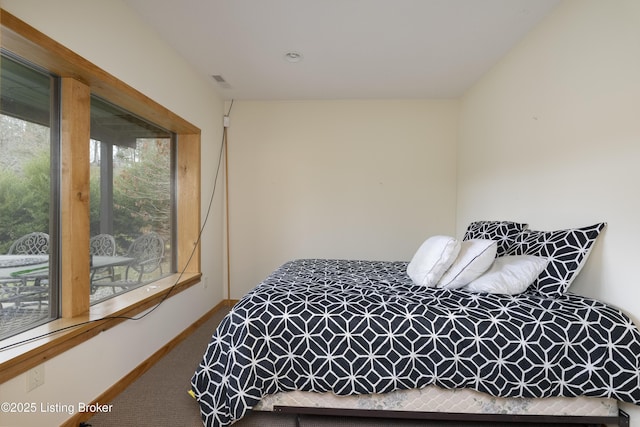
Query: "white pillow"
407 236 461 287
464 255 549 295
437 239 497 289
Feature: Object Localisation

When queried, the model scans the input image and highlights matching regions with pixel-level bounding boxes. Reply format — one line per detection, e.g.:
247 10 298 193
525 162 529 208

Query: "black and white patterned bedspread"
191 259 640 427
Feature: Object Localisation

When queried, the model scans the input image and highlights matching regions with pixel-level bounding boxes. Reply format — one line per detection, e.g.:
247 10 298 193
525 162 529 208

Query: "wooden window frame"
0 9 202 383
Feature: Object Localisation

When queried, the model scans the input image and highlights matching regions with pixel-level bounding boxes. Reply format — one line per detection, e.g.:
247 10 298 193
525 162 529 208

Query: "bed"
191 221 640 427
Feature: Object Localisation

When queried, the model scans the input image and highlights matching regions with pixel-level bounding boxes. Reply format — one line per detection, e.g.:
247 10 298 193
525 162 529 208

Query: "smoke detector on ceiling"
283 51 303 63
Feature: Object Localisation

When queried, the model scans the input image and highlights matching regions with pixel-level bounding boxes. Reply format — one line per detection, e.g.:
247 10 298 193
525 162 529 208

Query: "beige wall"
458 0 640 420
3 0 640 424
227 100 459 297
0 1 225 426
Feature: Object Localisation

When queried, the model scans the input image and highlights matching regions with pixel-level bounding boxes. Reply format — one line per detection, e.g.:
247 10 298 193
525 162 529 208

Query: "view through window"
0 10 201 373
89 96 175 304
0 54 177 339
0 54 57 339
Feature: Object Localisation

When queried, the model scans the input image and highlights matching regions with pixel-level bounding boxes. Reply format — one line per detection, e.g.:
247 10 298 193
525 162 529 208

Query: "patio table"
0 255 134 306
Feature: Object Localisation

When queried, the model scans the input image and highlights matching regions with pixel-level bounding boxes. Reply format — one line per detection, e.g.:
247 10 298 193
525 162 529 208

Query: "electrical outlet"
27 364 45 391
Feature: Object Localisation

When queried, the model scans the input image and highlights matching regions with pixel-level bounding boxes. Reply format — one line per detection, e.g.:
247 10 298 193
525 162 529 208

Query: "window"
0 8 202 382
0 53 59 339
89 96 175 304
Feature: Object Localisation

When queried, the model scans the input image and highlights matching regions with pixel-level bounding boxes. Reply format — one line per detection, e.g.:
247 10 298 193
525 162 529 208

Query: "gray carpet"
87 308 227 427
87 307 587 427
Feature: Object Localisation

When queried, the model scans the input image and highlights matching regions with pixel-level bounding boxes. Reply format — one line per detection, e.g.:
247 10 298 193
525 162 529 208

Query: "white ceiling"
123 0 560 100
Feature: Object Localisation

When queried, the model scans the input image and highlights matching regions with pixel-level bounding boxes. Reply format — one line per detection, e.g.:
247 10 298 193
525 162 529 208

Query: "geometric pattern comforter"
191 259 640 427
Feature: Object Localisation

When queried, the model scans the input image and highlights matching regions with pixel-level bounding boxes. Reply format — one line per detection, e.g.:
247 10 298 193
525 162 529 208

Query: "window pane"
89 96 174 304
0 54 56 339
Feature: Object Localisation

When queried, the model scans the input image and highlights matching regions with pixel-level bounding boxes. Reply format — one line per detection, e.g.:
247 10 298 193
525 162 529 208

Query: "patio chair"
90 234 117 283
0 285 20 310
8 232 49 255
0 284 49 311
2 232 50 293
91 232 165 294
90 233 116 256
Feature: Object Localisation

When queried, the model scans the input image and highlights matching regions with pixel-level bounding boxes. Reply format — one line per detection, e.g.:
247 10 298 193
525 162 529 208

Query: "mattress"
254 385 618 417
192 259 640 427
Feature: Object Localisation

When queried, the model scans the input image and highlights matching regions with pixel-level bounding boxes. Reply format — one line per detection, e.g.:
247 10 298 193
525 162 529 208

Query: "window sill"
0 272 201 384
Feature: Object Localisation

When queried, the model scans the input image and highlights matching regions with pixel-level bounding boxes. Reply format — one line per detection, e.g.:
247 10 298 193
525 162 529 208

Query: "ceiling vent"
211 75 231 89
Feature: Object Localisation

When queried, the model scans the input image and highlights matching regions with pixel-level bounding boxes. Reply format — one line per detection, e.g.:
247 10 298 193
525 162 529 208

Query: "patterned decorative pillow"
463 220 529 257
505 223 606 297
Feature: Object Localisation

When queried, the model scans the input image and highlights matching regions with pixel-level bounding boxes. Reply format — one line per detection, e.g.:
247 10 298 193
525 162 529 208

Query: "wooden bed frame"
274 405 630 427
